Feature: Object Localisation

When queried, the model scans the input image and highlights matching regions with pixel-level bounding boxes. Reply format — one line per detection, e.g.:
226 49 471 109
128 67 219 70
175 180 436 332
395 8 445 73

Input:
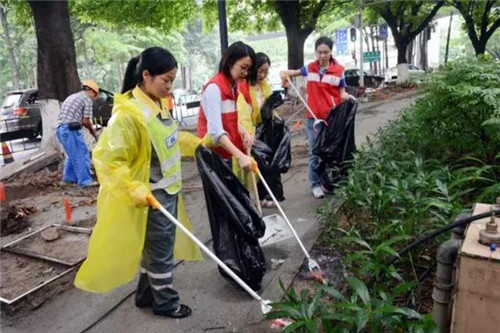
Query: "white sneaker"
312 186 325 199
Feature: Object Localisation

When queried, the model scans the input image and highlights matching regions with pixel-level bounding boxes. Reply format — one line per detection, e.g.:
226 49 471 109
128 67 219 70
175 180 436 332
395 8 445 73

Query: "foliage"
266 279 437 332
71 0 199 33
450 0 500 55
331 59 500 284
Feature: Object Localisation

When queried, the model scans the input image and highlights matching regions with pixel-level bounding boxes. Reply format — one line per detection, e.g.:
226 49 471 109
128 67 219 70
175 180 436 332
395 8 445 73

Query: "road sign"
379 24 388 39
363 51 381 63
335 28 348 56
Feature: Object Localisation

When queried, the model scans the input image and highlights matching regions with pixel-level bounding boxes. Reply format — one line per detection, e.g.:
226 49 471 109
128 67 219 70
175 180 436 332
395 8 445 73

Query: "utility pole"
359 0 364 87
218 0 229 55
444 11 453 64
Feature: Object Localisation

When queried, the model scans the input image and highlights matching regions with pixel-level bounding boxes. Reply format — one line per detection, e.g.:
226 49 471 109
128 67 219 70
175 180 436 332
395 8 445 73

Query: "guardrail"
0 116 42 154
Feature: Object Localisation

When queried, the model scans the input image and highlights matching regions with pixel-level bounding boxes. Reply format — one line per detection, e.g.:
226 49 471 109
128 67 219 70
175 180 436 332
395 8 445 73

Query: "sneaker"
312 186 325 199
59 181 74 187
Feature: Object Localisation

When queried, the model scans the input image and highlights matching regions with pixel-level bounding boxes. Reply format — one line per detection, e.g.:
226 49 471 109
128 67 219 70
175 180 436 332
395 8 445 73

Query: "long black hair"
218 41 256 81
122 47 177 93
249 52 271 85
315 36 334 63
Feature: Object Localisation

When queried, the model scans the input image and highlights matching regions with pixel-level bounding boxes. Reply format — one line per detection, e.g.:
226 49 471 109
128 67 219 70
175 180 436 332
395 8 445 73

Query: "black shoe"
153 304 192 318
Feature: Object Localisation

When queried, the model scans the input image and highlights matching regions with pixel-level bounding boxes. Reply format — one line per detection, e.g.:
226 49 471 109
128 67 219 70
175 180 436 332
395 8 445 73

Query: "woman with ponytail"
280 36 355 199
75 47 207 319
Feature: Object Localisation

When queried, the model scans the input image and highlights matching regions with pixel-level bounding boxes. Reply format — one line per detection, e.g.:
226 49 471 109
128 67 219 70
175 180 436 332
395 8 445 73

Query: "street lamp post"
359 0 364 88
218 0 228 55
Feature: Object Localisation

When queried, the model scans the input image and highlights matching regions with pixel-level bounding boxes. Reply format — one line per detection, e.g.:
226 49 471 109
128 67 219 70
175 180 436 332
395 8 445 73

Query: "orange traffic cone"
292 120 303 131
0 182 6 201
1 142 14 164
64 197 72 222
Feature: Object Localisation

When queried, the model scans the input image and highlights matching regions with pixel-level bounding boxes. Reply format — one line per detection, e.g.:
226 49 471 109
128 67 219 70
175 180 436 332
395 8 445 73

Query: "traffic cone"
0 182 6 201
1 142 14 164
292 120 303 131
64 197 72 222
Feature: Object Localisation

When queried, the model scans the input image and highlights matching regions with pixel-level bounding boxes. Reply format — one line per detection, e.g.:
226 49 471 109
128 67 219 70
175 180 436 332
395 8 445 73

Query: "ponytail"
121 47 178 93
122 56 140 93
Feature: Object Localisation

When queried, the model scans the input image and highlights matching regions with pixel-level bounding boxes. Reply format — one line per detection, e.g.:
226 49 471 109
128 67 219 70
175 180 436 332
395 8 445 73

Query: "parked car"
344 68 385 88
92 88 114 126
0 88 114 141
0 89 42 141
385 64 425 83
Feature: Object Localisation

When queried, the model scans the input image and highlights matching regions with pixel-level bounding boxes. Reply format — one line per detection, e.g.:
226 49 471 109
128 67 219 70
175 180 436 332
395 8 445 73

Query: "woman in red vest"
280 36 355 199
197 41 255 170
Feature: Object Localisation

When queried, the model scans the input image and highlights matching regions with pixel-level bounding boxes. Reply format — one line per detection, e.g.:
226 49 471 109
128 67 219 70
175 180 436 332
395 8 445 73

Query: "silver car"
0 89 42 140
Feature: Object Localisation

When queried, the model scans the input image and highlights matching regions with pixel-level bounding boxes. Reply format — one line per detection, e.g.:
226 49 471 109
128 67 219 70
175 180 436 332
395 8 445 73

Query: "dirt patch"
0 204 37 236
5 227 90 266
0 252 71 302
294 244 344 290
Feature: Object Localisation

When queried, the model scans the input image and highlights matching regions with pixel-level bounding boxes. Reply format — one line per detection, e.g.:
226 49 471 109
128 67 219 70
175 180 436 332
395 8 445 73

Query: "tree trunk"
471 38 487 56
28 0 80 101
285 27 309 69
0 6 21 90
28 0 80 151
396 40 408 64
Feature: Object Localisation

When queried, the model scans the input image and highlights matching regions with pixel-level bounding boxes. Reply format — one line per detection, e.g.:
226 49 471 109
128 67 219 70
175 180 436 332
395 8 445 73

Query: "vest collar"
311 59 338 73
132 86 165 118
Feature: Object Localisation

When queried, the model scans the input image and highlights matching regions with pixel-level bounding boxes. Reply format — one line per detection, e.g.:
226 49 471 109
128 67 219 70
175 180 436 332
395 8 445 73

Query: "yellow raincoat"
75 88 207 293
235 81 272 187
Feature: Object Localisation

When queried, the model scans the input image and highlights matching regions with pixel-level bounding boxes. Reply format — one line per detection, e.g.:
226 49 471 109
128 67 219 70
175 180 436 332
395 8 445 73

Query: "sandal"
153 304 192 318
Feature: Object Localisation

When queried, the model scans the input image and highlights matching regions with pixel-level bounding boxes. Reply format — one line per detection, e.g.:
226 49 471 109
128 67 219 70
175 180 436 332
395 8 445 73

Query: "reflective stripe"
221 99 236 114
150 173 182 191
322 74 341 86
151 283 174 291
160 150 181 172
139 267 173 280
307 73 320 82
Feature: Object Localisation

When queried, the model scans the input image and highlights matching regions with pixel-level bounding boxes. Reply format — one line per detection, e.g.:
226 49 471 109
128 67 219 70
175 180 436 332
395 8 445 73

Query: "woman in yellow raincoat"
237 53 276 206
75 47 205 319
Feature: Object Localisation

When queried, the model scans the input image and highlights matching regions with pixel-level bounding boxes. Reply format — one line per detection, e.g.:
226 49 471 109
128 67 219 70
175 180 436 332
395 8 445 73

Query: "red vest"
197 73 243 159
305 60 344 120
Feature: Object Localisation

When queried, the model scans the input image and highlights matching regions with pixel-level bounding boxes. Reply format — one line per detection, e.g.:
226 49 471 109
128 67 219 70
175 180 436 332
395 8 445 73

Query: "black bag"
312 99 358 192
195 146 266 291
68 122 82 131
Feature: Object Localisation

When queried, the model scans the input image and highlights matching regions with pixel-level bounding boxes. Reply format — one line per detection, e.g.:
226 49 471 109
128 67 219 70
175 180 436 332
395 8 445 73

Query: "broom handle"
286 76 319 121
248 149 262 214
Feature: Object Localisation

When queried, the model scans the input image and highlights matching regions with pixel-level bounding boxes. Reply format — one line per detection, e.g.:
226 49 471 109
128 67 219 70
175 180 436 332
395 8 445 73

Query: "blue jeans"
56 124 93 187
306 118 325 189
136 190 179 312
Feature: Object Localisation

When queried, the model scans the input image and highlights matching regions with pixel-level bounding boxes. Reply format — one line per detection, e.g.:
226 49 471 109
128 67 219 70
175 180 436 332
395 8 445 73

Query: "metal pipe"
433 238 461 332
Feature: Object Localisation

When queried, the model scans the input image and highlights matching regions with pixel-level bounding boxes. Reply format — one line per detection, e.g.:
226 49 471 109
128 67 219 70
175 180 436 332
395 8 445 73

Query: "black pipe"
386 209 500 268
368 209 500 288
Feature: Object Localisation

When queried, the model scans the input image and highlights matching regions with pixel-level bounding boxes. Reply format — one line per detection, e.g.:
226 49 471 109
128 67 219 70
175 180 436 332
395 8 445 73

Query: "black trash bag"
312 99 358 192
260 91 284 122
195 146 266 291
253 117 292 174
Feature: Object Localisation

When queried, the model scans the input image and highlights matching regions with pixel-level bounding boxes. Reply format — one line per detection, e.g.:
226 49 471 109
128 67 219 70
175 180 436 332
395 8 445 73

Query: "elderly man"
56 80 100 187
